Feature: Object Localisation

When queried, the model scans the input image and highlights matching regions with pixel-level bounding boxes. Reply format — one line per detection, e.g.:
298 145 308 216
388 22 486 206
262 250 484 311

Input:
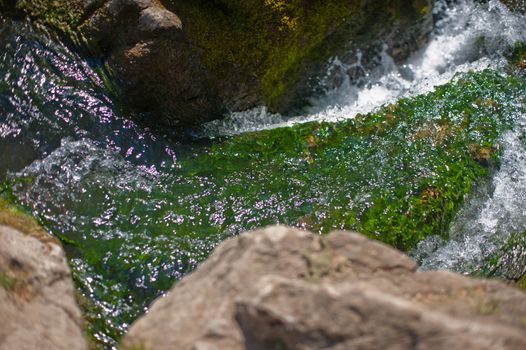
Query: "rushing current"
200 0 526 136
1 0 526 349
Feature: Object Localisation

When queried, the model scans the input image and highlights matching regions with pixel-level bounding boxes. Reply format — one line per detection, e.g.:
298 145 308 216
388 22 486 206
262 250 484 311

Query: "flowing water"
200 0 526 136
1 0 526 348
412 115 526 274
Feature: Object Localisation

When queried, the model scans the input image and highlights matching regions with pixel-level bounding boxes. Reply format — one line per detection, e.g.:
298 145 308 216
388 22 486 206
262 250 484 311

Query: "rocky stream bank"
2 218 526 349
1 0 526 349
0 0 435 126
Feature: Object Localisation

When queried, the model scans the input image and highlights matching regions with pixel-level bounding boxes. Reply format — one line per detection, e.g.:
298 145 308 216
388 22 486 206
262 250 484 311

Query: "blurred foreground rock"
123 226 526 350
0 224 88 350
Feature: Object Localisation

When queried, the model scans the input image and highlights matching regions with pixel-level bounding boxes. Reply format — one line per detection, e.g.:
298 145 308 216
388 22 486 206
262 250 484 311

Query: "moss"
506 41 526 70
167 0 430 111
1 0 84 44
0 271 15 291
516 274 526 292
180 69 525 250
0 181 57 244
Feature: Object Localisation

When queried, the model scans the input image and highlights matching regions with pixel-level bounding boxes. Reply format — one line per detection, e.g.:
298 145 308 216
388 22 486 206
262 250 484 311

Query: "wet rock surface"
122 226 526 350
0 224 88 350
500 0 526 12
0 0 435 126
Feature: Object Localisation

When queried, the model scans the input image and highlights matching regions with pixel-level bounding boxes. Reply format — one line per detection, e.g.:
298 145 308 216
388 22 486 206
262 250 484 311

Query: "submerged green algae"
475 230 526 290
188 69 524 250
10 68 526 347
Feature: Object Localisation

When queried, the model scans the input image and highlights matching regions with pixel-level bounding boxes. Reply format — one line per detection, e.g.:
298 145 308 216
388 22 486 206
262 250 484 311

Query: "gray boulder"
0 224 88 350
122 226 526 350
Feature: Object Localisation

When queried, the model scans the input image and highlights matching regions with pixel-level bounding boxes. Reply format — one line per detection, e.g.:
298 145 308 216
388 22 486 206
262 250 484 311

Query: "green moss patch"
168 0 430 111
10 69 526 346
0 271 15 291
0 181 57 244
184 69 524 250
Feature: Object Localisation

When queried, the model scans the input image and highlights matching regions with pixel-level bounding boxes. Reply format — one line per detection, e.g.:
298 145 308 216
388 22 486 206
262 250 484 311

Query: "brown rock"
122 226 526 350
1 0 436 126
0 225 88 350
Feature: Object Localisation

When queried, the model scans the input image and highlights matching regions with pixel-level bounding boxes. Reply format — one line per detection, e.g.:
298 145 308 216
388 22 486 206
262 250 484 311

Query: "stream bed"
1 0 526 348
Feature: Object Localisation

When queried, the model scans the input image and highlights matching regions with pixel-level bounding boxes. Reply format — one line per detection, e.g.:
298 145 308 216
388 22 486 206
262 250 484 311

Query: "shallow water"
1 1 526 349
412 111 526 273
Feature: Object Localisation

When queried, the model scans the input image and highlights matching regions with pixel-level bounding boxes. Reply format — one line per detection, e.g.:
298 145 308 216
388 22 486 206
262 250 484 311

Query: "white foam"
414 112 526 272
199 0 526 137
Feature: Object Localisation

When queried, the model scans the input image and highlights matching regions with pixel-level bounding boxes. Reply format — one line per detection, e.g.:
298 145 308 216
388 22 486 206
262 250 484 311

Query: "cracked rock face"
0 225 88 350
122 226 526 350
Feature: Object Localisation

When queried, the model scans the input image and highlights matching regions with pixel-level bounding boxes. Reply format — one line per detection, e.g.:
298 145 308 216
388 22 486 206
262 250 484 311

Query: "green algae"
7 68 525 347
476 230 526 290
0 0 83 43
185 69 523 250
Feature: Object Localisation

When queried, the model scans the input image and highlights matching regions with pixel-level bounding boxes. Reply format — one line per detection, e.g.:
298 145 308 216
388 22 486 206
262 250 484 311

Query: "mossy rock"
165 0 432 115
476 230 526 289
0 0 83 43
0 182 57 245
1 0 434 126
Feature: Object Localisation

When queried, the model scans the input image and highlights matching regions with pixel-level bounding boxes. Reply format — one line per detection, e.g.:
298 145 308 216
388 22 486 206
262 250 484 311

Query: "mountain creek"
1 0 526 349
